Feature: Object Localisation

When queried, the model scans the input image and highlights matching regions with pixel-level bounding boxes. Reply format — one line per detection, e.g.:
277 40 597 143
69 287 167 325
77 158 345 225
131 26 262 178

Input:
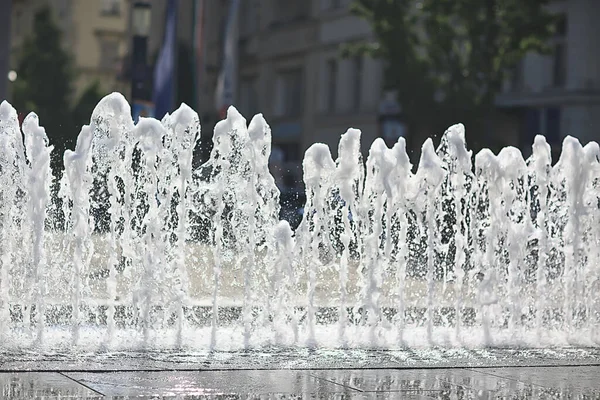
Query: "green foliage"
12 6 74 160
347 0 558 150
12 6 105 172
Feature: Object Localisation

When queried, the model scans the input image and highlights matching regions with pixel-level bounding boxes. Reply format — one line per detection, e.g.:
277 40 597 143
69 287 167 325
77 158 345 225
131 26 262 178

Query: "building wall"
10 0 599 162
11 0 70 62
10 0 129 101
497 0 600 155
561 0 600 144
196 0 386 184
565 0 600 92
147 0 194 56
198 0 600 173
563 104 600 144
71 0 129 99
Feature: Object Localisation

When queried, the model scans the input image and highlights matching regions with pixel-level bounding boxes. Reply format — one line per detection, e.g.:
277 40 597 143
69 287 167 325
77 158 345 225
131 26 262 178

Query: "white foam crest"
303 143 336 188
136 117 165 160
444 123 472 170
336 128 363 202
497 146 527 179
212 106 246 152
247 113 280 214
416 138 444 187
391 137 412 175
90 93 134 167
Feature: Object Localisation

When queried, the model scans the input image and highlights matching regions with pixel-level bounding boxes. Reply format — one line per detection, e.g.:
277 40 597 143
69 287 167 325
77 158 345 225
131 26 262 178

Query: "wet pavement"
1 349 599 398
2 347 600 371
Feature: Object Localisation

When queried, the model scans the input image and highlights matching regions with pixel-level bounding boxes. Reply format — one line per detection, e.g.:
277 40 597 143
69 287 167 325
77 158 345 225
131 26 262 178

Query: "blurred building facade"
10 0 129 101
7 0 599 171
497 0 600 159
189 0 600 178
0 1 12 102
186 0 384 186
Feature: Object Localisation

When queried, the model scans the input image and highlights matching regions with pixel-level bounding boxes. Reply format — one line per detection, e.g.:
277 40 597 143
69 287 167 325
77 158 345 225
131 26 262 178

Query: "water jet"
1 93 599 352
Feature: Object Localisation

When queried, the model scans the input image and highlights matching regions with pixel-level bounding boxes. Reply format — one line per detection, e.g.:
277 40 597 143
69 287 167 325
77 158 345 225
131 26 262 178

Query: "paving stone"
0 372 101 398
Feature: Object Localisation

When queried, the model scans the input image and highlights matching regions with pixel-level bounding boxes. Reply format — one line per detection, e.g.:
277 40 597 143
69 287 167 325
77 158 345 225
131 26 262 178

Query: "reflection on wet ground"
1 349 599 398
2 367 600 398
0 372 100 398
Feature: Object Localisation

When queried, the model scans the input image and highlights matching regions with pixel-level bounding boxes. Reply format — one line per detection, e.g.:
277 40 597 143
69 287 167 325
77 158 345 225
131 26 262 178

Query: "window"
239 77 258 117
273 0 309 26
545 107 562 162
523 108 541 150
99 39 120 70
275 69 303 117
381 119 407 147
352 56 362 110
552 13 567 87
553 42 566 87
326 59 337 112
522 107 561 158
322 0 343 10
101 0 121 16
555 14 567 37
545 107 561 145
240 0 258 36
511 59 523 91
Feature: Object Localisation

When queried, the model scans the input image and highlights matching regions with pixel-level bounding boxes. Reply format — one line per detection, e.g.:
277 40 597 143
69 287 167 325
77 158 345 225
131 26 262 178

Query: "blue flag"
215 0 240 118
153 0 178 119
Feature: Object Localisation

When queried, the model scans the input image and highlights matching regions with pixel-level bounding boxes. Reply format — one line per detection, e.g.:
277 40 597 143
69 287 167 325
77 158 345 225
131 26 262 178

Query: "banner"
152 0 178 119
214 0 241 119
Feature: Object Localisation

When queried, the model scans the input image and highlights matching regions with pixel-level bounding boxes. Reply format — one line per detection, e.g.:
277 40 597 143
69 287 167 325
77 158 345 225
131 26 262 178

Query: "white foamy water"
1 93 599 352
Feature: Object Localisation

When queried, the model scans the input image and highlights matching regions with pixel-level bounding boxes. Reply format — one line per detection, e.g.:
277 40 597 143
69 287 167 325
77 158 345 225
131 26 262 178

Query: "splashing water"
1 93 599 352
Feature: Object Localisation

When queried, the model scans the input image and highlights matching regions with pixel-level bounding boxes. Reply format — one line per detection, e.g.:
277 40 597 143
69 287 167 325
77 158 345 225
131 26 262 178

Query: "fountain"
0 92 599 352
